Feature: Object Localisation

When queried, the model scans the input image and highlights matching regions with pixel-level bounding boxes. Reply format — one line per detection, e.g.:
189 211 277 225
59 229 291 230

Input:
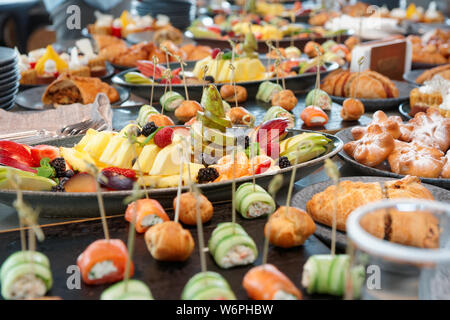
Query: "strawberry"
102 167 136 179
154 127 174 148
211 48 221 59
30 145 60 167
0 141 34 166
255 159 271 174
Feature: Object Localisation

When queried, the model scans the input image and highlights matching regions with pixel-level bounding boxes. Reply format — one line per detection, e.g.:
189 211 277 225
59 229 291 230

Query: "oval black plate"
403 69 426 85
329 80 416 111
291 176 450 250
15 84 129 110
0 129 343 217
336 127 450 189
112 59 339 101
412 62 446 70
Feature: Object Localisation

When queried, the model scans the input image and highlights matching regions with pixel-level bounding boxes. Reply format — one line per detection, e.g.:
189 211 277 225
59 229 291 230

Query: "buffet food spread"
0 0 449 302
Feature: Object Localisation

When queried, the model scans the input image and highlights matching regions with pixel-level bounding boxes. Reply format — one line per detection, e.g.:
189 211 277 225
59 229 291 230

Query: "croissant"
144 221 194 261
416 64 450 84
344 124 395 167
173 192 213 226
264 206 316 248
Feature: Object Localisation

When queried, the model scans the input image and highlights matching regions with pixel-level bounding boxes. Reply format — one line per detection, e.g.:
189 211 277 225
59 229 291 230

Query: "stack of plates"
0 47 19 111
133 0 196 30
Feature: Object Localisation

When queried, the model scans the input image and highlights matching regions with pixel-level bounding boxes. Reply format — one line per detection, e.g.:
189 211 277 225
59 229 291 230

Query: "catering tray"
111 59 339 101
291 176 450 250
0 129 343 217
336 127 450 189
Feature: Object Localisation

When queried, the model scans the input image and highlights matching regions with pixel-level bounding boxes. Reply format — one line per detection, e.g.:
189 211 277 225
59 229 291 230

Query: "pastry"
319 69 344 95
416 64 450 84
344 124 395 167
153 25 183 45
442 151 450 178
341 98 364 121
42 74 119 105
271 89 298 111
173 192 213 226
304 41 324 58
220 85 248 103
264 206 316 248
351 111 401 140
144 221 194 262
384 175 434 200
227 107 255 126
388 141 445 178
360 209 439 249
306 181 383 231
408 108 450 152
174 100 203 123
349 74 387 99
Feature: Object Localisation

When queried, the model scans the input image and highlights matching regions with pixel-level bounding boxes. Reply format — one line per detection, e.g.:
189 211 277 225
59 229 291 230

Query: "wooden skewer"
262 174 283 265
228 40 239 109
231 148 237 234
324 158 340 256
352 56 365 100
123 200 136 292
176 54 189 101
127 129 149 199
193 185 207 273
284 143 304 216
174 145 185 223
265 40 272 73
149 56 158 107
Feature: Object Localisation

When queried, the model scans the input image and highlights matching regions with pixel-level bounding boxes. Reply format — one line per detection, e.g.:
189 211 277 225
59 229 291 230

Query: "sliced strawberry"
0 141 34 166
137 60 165 79
207 26 221 34
30 145 60 167
255 159 271 174
102 167 136 179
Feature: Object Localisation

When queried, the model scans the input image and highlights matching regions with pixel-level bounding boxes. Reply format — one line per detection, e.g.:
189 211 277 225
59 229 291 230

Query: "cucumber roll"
1 251 52 300
263 106 295 129
301 254 365 298
137 105 159 127
182 271 236 300
256 81 283 103
160 91 185 112
101 279 153 300
236 183 276 219
208 223 258 269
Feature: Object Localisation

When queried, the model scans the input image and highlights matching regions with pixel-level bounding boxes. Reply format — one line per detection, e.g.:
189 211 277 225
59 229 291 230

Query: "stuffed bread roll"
256 81 283 103
173 192 214 226
301 254 365 298
145 221 195 262
263 106 295 129
264 206 316 248
160 91 185 112
243 264 302 300
125 199 170 233
1 251 52 300
236 183 276 219
101 279 153 300
208 222 258 269
182 271 236 300
77 239 133 285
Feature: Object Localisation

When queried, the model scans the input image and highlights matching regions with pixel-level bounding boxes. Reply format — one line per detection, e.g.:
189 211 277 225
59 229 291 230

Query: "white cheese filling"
9 274 46 300
221 245 255 268
141 215 163 228
247 202 273 218
273 290 298 300
88 260 117 280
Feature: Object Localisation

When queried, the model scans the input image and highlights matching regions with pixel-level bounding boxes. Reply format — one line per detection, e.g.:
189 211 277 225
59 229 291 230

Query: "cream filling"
247 202 273 218
9 274 46 300
141 214 163 227
273 290 298 300
88 260 117 280
221 245 255 268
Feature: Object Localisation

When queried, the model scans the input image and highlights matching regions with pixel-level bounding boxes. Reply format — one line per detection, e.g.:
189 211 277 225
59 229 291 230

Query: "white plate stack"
0 47 19 110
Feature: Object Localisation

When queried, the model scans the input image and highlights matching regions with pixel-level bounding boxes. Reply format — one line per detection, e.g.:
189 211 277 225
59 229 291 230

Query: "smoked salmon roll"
77 239 133 285
125 199 170 233
300 106 329 127
243 264 302 300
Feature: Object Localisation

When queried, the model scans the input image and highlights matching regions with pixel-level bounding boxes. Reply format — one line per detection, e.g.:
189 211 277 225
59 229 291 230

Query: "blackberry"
204 75 215 83
197 167 219 184
52 177 69 192
277 156 291 169
244 136 250 149
220 30 228 36
141 122 158 137
50 158 67 177
64 170 74 178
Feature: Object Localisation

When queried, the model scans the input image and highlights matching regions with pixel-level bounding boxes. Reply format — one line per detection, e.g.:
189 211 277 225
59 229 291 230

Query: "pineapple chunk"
107 140 142 169
133 144 161 173
83 131 114 160
60 147 97 172
74 129 98 151
99 135 124 164
149 143 182 176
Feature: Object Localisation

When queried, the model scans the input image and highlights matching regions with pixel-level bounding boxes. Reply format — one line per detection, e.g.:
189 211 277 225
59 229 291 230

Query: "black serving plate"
185 30 352 53
403 68 426 85
329 80 416 112
291 176 450 250
398 102 412 120
112 59 339 101
15 85 129 110
0 129 343 217
336 127 450 189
